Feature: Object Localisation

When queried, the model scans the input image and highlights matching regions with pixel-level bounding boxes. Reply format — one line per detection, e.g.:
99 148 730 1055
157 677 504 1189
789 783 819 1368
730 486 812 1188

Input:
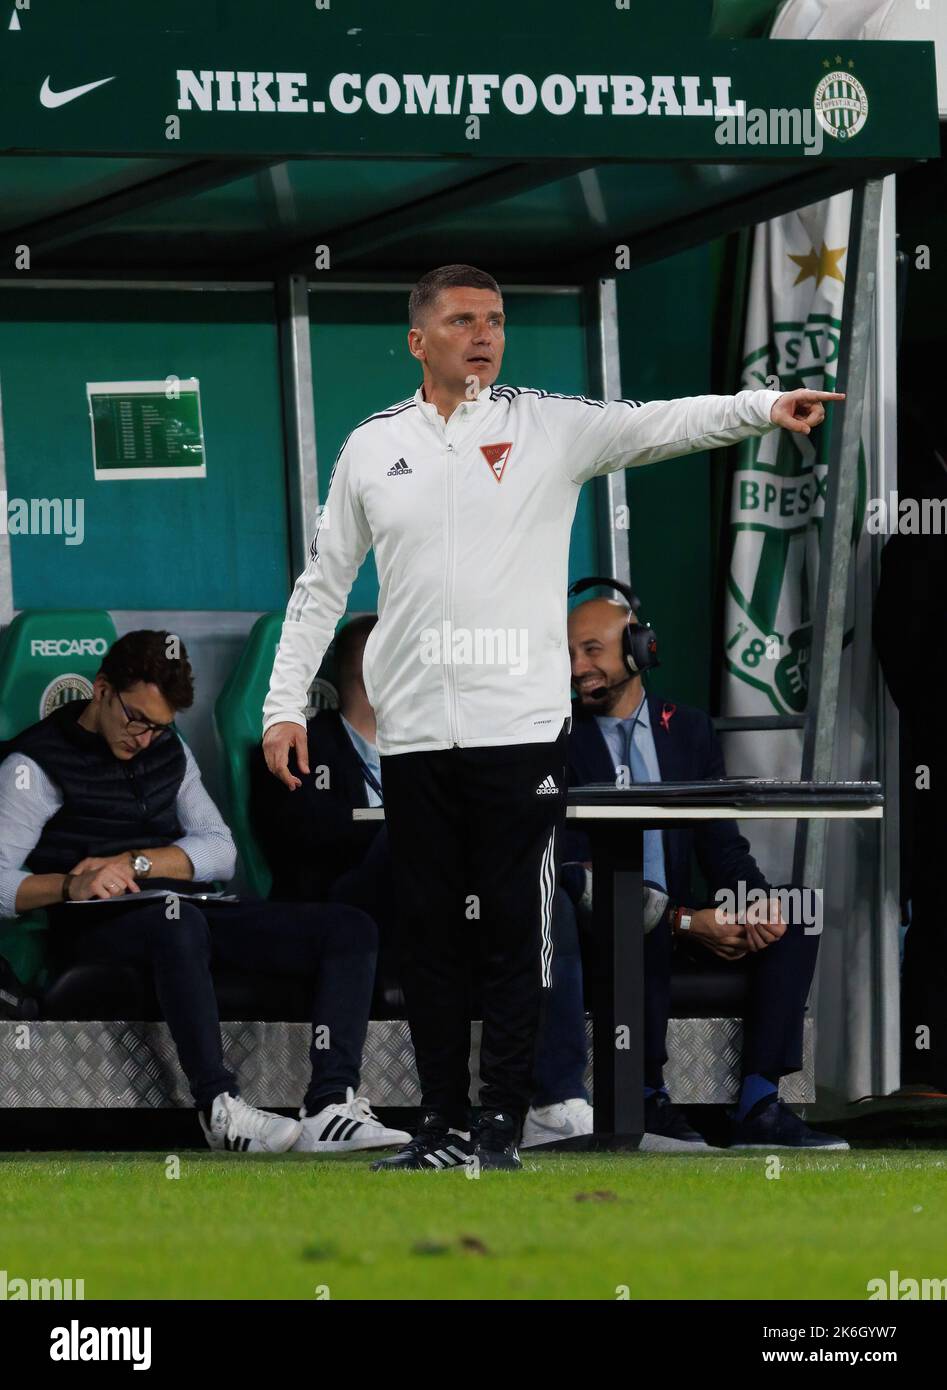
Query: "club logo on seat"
480 442 512 483
305 677 339 717
40 674 93 719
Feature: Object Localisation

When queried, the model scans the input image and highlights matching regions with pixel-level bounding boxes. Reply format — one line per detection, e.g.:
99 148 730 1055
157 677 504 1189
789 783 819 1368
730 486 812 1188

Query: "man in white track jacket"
262 263 843 1170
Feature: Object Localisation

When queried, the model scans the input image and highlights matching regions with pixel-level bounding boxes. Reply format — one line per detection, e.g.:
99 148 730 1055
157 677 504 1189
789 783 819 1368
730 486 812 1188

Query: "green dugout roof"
0 0 938 279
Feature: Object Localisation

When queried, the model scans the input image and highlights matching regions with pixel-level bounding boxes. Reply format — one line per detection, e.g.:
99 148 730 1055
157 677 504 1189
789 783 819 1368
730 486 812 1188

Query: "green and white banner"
720 183 872 894
722 189 866 726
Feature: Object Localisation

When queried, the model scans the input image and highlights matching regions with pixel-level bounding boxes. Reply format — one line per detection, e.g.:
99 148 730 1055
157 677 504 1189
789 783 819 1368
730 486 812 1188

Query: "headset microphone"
584 672 634 701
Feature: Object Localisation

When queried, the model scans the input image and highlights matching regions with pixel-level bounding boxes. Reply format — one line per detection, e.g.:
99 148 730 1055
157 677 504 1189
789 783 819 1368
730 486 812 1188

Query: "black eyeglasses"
115 690 173 740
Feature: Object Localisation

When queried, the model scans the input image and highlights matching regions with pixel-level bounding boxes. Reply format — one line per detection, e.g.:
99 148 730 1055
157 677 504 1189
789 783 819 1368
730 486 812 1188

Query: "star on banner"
787 241 847 288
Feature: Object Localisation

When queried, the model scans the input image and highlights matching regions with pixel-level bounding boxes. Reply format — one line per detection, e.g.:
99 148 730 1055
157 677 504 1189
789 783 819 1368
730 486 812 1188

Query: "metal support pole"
277 274 320 581
586 278 631 588
792 179 884 889
872 174 902 1096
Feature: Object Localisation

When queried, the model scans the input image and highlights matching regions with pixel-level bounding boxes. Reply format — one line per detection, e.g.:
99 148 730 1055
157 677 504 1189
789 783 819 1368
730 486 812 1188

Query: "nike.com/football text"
176 70 746 121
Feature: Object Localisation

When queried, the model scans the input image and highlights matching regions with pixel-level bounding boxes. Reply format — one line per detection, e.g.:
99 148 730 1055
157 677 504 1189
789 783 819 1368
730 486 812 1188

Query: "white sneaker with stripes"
199 1091 302 1154
292 1087 412 1153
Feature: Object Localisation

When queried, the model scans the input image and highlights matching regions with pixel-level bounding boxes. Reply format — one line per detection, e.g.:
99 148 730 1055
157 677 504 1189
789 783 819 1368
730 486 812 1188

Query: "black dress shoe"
472 1110 522 1170
640 1093 715 1152
370 1113 472 1170
729 1098 849 1150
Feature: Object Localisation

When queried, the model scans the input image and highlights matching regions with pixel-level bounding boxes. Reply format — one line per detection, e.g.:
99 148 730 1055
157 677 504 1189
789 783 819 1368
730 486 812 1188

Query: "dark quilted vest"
2 699 186 875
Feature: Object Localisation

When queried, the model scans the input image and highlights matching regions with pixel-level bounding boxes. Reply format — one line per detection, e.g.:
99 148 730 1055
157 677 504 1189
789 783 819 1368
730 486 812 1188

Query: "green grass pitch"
1 1149 945 1300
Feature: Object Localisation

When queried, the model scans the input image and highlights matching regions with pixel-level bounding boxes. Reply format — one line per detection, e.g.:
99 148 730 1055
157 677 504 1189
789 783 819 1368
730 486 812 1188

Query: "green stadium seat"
0 609 118 988
214 614 283 899
0 608 117 742
214 612 344 899
0 914 49 993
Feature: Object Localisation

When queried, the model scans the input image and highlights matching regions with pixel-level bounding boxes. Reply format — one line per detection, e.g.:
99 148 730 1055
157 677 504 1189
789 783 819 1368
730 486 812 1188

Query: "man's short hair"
98 630 194 711
408 264 502 327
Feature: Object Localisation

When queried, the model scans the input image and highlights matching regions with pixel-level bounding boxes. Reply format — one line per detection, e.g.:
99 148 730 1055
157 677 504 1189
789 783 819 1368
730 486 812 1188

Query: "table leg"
589 825 644 1150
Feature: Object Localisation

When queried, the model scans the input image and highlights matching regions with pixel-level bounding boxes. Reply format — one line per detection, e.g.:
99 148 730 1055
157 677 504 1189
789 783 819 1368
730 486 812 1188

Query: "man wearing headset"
564 584 848 1150
261 262 843 1171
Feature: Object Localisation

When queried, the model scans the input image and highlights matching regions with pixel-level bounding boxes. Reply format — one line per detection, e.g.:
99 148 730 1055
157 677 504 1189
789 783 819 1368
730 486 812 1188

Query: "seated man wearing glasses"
0 630 407 1156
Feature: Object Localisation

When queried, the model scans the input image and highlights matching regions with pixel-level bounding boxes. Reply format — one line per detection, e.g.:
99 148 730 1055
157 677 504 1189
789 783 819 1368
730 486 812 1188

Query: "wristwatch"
131 853 153 881
669 904 693 934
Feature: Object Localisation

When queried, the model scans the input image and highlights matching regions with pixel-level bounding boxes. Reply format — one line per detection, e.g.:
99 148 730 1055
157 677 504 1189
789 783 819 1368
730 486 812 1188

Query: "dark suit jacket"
249 709 380 901
563 693 770 909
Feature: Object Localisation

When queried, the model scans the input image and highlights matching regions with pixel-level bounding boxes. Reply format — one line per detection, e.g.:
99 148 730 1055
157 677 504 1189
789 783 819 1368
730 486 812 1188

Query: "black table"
356 779 884 1149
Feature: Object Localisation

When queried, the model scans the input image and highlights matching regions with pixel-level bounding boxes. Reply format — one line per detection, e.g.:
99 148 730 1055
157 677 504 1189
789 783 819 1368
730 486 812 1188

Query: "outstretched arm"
540 387 844 485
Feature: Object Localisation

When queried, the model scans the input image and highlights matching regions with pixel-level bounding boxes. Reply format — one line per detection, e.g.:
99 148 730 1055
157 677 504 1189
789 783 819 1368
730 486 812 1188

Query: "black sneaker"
472 1110 522 1171
640 1092 715 1153
370 1113 472 1171
729 1098 850 1150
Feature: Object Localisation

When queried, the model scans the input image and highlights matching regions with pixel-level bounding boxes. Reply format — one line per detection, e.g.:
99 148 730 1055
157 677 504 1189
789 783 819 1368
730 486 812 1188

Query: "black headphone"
567 575 660 675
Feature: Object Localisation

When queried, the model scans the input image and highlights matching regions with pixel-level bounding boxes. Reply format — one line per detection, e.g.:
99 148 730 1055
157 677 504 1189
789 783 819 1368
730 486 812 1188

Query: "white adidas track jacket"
263 382 783 756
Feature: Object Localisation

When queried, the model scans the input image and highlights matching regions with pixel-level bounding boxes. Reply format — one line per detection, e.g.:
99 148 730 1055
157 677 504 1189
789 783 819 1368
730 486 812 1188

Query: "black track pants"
380 722 568 1128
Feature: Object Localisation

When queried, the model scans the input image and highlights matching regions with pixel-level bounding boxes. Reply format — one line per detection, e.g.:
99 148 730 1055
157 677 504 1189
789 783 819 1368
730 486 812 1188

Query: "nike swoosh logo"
40 75 116 109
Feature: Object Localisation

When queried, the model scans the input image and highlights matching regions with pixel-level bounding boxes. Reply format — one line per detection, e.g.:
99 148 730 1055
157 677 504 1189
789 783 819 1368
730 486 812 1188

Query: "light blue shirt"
594 695 667 891
340 715 383 808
